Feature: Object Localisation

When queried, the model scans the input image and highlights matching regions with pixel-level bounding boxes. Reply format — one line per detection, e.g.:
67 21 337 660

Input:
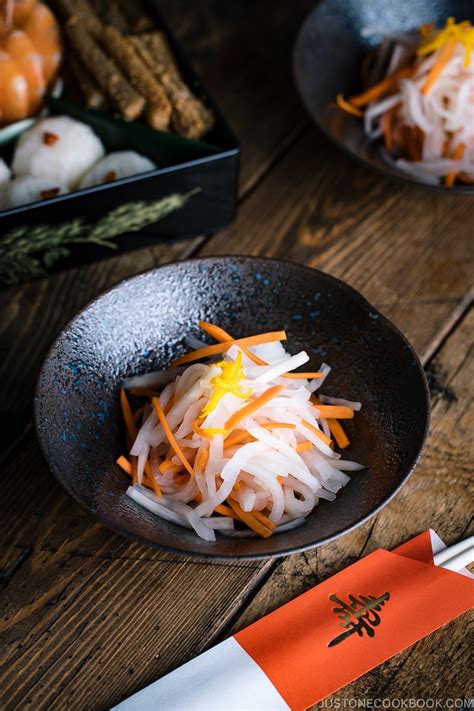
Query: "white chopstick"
434 535 474 572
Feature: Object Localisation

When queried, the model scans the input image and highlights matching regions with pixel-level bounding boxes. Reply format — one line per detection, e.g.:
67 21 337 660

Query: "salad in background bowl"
294 0 474 192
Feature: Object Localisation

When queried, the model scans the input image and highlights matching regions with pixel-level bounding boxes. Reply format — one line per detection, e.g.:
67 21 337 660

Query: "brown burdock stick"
66 18 145 120
66 51 104 108
101 25 172 131
132 31 180 80
130 32 214 139
48 0 102 34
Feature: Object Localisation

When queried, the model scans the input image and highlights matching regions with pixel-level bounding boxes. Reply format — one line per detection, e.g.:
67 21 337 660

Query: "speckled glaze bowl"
294 0 474 194
34 257 430 559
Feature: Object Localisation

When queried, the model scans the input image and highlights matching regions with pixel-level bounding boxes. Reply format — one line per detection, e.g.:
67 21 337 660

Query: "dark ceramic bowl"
35 257 430 559
294 0 474 193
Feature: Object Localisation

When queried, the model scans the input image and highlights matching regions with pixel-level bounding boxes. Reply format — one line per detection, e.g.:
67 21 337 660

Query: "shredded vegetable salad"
337 18 474 187
117 322 364 541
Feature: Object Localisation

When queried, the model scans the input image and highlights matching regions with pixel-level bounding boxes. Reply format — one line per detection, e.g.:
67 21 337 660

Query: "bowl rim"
34 255 431 560
293 1 474 196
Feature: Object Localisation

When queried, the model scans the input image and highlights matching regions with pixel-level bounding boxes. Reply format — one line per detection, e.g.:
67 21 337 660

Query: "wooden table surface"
1 2 473 708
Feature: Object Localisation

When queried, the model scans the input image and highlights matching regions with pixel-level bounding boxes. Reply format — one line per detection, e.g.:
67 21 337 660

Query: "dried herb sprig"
0 188 200 285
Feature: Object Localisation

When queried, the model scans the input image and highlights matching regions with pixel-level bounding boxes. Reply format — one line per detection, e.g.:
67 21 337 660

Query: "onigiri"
79 151 157 189
0 176 68 210
12 116 105 189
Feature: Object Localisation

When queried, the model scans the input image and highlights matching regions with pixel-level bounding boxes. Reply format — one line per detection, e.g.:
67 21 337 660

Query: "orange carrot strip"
153 397 194 476
198 321 235 342
198 321 322 378
223 429 254 448
194 447 209 472
282 372 323 379
143 473 162 497
445 143 466 187
327 418 350 449
225 385 284 431
296 441 313 453
198 320 267 365
350 67 413 107
336 93 364 117
171 331 287 368
261 421 296 430
160 458 185 474
226 499 273 538
301 419 333 446
192 419 213 440
159 458 173 473
142 476 153 491
313 405 354 419
144 461 162 496
214 503 239 520
120 389 137 440
421 39 457 95
252 510 277 529
116 455 132 475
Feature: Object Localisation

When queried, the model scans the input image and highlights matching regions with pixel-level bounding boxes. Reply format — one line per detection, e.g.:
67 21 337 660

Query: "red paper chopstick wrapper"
114 530 473 711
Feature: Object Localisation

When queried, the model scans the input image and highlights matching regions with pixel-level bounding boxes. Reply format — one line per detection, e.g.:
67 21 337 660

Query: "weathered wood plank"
0 438 268 709
225 308 474 703
200 127 474 360
158 0 312 194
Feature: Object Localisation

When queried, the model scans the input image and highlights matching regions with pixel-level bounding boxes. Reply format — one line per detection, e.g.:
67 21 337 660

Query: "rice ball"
12 116 105 189
0 158 11 184
0 176 68 210
79 150 157 189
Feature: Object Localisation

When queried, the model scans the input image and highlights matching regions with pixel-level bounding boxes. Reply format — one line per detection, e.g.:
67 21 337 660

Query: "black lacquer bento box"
0 2 239 286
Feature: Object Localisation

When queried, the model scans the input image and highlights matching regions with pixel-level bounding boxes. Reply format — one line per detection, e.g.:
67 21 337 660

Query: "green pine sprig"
0 188 200 285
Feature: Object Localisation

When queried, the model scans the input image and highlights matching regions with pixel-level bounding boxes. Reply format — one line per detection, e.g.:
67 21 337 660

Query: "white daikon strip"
254 351 310 383
307 363 331 392
319 395 362 410
206 517 234 530
130 408 157 456
122 366 186 389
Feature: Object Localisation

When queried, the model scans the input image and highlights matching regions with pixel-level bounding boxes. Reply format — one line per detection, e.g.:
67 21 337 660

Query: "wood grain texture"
226 308 474 703
157 0 313 194
0 437 268 709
